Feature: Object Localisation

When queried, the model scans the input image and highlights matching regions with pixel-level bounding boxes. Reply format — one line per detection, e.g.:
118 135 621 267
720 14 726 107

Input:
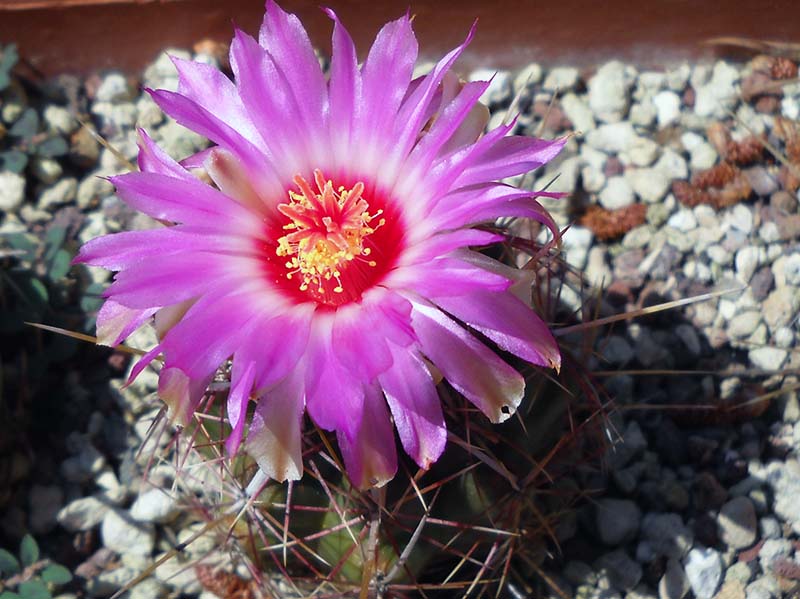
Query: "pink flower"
75 1 564 489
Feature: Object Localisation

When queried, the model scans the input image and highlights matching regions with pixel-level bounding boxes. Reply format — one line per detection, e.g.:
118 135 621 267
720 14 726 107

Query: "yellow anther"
276 170 382 296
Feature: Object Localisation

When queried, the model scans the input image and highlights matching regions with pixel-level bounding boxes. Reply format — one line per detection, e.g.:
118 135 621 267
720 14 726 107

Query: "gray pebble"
717 496 757 550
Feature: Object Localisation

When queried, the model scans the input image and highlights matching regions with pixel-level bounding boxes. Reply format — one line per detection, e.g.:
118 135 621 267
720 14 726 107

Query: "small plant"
0 534 72 599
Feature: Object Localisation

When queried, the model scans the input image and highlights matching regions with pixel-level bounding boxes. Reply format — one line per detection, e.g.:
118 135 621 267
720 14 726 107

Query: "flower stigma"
276 169 385 297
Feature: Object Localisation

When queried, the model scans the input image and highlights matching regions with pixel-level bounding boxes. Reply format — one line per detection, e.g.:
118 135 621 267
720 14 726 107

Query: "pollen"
276 170 384 295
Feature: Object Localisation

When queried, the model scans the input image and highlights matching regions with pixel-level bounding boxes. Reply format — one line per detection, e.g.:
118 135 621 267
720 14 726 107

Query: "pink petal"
111 171 261 233
259 1 327 134
379 345 446 469
225 360 256 456
410 300 525 423
95 300 157 346
433 290 561 370
454 136 568 188
325 8 361 157
158 366 212 426
388 255 512 297
401 228 505 263
337 385 398 489
244 367 306 481
136 128 194 180
304 313 365 438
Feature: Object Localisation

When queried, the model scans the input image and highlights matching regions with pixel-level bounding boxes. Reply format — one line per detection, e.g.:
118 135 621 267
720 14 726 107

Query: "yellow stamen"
276 170 383 296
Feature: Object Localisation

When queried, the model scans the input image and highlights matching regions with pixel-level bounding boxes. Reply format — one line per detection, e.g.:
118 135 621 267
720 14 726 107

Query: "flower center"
273 170 393 306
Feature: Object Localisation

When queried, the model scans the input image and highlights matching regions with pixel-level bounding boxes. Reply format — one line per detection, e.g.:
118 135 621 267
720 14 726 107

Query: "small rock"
654 90 682 127
595 549 642 591
130 488 178 524
95 72 134 103
728 312 762 339
586 121 638 154
30 157 64 185
659 558 690 599
60 442 106 483
758 538 791 572
599 176 636 210
683 547 723 599
762 287 800 329
734 247 760 283
596 498 642 546
717 497 757 550
608 421 648 469
38 177 78 211
667 208 697 232
602 334 635 366
57 496 110 532
468 68 512 105
543 67 580 92
641 513 693 560
28 484 63 534
43 105 77 134
690 142 719 171
694 61 740 119
588 61 632 123
561 93 596 132
0 171 26 212
655 148 689 180
748 347 787 370
626 167 670 203
726 204 754 235
743 166 778 197
101 508 155 556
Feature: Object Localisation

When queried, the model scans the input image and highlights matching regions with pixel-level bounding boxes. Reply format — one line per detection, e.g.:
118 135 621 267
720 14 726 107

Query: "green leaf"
19 534 39 567
0 591 23 599
0 547 20 575
40 564 72 585
79 282 105 313
8 108 39 140
16 580 50 599
47 249 71 281
43 227 67 263
34 136 68 158
5 232 37 257
0 150 28 173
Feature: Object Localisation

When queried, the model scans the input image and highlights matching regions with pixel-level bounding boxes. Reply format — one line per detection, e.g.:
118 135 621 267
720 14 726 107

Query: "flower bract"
75 0 565 489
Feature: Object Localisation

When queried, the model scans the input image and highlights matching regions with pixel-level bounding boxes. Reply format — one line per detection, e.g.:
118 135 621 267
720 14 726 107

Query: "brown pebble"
755 95 781 114
771 190 798 214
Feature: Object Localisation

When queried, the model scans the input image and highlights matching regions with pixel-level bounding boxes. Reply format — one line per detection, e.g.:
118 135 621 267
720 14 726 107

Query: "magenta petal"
408 80 489 168
410 300 525 423
136 129 194 180
244 367 306 481
433 290 561 370
389 256 512 297
225 360 256 456
111 171 260 232
259 1 327 132
332 301 394 382
391 22 475 161
454 136 568 187
304 314 365 437
337 385 398 489
94 300 157 346
325 8 361 152
158 366 212 426
379 345 446 470
359 13 417 137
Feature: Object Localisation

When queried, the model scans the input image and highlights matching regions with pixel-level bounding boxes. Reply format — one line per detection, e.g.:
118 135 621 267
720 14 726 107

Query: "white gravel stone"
667 208 697 232
630 100 656 127
561 93 595 132
666 63 691 90
599 176 635 210
533 155 583 195
96 72 134 103
625 167 670 203
655 148 689 180
143 49 191 91
38 177 78 211
689 142 718 171
30 157 63 184
653 90 682 127
734 247 760 283
543 66 580 92
717 497 757 550
749 347 787 370
586 121 637 153
57 496 110 532
782 96 800 120
102 509 155 556
0 171 26 212
622 136 660 166
694 61 740 119
684 547 723 599
513 63 543 91
130 488 179 524
726 204 754 234
43 105 77 134
728 311 762 339
581 164 606 193
588 60 632 123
